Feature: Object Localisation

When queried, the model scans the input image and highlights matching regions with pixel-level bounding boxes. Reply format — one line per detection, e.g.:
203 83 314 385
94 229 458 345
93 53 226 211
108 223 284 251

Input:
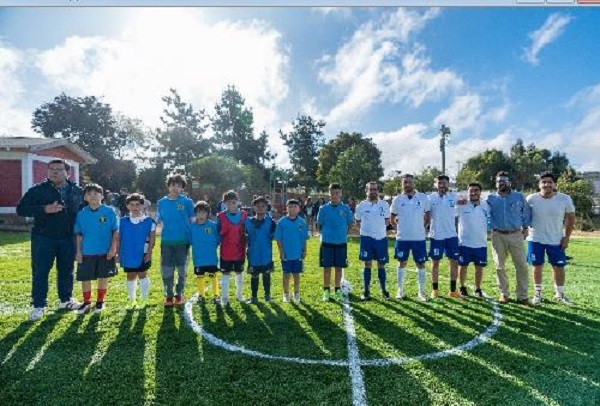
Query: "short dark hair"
496 171 509 178
468 182 482 190
166 173 187 188
402 173 414 179
436 175 450 182
286 199 300 207
126 193 145 205
194 200 212 213
222 190 239 201
539 172 557 182
252 196 268 206
83 183 103 195
48 159 70 172
329 183 342 190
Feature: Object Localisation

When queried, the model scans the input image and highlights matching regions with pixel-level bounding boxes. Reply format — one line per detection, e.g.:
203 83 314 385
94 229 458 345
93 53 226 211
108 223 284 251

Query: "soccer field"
0 232 599 406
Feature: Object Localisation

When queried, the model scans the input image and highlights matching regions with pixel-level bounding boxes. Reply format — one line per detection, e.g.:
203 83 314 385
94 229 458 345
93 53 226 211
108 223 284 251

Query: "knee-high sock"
126 280 137 300
235 273 244 296
417 268 427 292
378 268 387 292
209 274 219 296
139 277 150 299
263 273 271 296
362 268 372 293
250 275 259 298
221 274 230 300
197 276 205 296
397 267 405 289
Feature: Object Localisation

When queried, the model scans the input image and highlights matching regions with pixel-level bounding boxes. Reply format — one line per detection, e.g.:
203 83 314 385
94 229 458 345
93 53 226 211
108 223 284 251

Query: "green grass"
0 231 599 405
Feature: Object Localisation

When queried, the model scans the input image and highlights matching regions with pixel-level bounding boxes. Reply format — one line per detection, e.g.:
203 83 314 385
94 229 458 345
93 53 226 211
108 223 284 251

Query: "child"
156 174 195 307
317 183 354 302
275 199 309 303
191 201 221 304
74 183 119 314
216 190 247 306
119 193 156 309
245 196 276 304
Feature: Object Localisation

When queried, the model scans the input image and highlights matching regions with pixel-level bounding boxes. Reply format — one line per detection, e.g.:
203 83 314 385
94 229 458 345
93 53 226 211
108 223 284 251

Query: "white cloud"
523 13 572 66
35 9 290 151
434 93 509 135
318 8 463 128
312 7 353 19
0 45 32 136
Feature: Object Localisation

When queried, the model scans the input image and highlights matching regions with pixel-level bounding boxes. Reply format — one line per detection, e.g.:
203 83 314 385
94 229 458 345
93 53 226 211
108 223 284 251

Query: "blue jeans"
31 233 76 308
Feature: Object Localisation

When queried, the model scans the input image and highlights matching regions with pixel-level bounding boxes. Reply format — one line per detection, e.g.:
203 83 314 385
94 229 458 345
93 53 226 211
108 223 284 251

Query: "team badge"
99 216 107 224
177 203 184 211
204 227 212 235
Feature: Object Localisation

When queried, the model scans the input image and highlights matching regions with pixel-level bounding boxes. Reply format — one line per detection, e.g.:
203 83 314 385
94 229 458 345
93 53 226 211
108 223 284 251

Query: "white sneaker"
58 298 81 310
293 292 301 303
29 307 46 321
555 295 574 306
532 294 542 306
282 293 290 303
77 302 91 315
94 302 106 314
396 288 405 300
418 291 428 302
236 293 245 302
220 297 229 306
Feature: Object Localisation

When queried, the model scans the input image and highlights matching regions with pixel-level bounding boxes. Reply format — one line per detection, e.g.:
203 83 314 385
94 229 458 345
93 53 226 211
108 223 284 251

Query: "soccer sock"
263 273 271 296
139 277 150 299
377 268 387 292
97 288 107 303
221 274 230 300
126 280 137 300
335 286 341 292
432 282 439 290
396 267 405 290
209 274 219 296
197 276 206 297
362 268 372 293
83 290 92 304
450 280 457 292
555 285 564 297
323 286 331 292
417 268 427 293
251 276 259 298
534 284 543 295
235 273 244 297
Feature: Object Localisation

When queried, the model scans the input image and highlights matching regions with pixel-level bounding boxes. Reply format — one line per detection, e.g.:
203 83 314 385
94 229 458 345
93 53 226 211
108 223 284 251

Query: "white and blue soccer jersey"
456 201 490 249
75 204 118 255
156 194 195 244
275 216 309 261
428 192 458 240
119 215 156 268
191 220 220 267
245 216 276 267
355 199 390 240
317 202 354 244
390 193 431 241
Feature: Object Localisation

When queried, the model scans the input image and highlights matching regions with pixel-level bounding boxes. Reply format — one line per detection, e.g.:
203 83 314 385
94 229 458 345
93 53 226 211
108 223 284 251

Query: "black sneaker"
382 290 391 300
94 302 105 314
360 292 371 302
460 286 469 297
246 297 258 304
474 289 484 298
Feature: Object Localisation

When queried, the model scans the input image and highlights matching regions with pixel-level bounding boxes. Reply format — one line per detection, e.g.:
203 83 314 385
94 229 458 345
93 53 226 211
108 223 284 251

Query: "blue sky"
1 7 599 175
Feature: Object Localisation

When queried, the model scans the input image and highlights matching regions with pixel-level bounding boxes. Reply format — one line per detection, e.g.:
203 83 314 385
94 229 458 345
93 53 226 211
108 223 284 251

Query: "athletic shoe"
138 298 148 309
29 307 46 321
58 298 81 310
264 294 272 303
555 295 574 306
197 296 205 305
77 302 92 315
282 293 290 303
94 302 105 314
163 297 174 308
498 295 510 304
395 289 405 300
220 297 230 306
448 291 462 299
335 289 343 301
517 298 532 306
474 289 486 299
211 297 220 305
459 286 469 297
418 291 428 302
430 289 439 299
126 299 137 310
382 290 391 300
236 293 246 302
293 292 301 303
532 294 542 306
174 295 185 306
246 297 258 304
322 290 331 302
360 292 371 302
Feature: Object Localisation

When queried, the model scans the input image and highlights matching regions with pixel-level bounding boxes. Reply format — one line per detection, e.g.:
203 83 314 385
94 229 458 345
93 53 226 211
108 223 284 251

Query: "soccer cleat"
395 289 405 300
220 297 230 306
517 298 532 306
164 297 174 308
264 294 272 303
77 302 91 315
474 289 486 299
382 290 391 300
282 293 290 303
236 293 246 302
459 286 469 297
29 307 46 321
448 291 462 299
335 289 343 301
197 296 205 305
430 289 439 299
246 297 258 305
94 302 105 314
532 294 542 306
322 290 331 302
293 292 301 303
174 295 185 306
498 295 510 304
138 298 149 309
126 299 137 310
58 298 81 310
360 292 371 302
555 295 574 306
418 291 428 302
211 297 220 305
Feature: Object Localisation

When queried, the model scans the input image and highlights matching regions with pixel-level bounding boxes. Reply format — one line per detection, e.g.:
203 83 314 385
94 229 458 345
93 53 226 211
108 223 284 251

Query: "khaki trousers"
491 232 529 300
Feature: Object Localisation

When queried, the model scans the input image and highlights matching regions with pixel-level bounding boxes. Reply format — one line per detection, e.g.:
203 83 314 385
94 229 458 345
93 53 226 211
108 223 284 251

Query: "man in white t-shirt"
354 182 390 301
428 175 461 299
527 172 576 306
456 182 490 298
390 174 431 301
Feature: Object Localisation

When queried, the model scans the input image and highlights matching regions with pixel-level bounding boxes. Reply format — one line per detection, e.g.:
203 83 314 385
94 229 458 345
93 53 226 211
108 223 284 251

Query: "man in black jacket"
17 159 84 321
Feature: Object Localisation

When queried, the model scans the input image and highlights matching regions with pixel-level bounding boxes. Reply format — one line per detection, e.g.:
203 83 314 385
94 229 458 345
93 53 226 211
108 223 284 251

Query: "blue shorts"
458 246 487 267
528 241 567 267
394 240 428 264
429 237 460 260
319 242 348 268
359 236 389 264
282 259 303 274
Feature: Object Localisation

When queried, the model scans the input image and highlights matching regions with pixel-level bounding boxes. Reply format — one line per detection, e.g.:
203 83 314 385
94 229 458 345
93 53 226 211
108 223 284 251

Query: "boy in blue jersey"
275 199 309 303
191 201 221 305
74 184 119 314
119 193 156 309
245 196 276 304
317 183 354 302
157 174 195 308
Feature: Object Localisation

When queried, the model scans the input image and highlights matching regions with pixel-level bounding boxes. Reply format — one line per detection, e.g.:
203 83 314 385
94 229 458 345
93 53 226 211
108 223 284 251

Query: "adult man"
428 175 461 298
527 172 576 306
354 182 390 302
457 182 490 298
16 159 84 321
390 174 431 301
487 171 531 305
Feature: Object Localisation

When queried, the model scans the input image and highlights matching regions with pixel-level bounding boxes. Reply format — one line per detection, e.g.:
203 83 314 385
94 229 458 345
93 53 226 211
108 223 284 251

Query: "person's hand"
144 252 152 263
560 237 570 250
457 195 468 205
75 252 83 264
521 228 529 239
44 201 64 214
107 247 117 260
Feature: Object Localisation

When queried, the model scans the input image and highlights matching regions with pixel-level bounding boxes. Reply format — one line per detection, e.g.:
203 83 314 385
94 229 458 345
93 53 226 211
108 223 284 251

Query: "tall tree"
456 149 513 190
280 115 325 192
413 166 443 193
211 85 274 170
155 88 210 171
557 173 594 230
328 145 382 200
317 132 384 188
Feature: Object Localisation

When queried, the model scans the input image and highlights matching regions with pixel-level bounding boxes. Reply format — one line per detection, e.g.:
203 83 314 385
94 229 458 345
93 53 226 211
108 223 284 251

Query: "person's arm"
390 213 398 227
562 212 576 250
277 240 285 262
76 234 83 264
521 194 532 237
424 211 431 228
107 230 118 260
145 229 156 264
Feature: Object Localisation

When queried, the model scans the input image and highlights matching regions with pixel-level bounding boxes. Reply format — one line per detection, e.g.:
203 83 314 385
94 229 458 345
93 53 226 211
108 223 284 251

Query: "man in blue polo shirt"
487 171 531 305
317 183 354 302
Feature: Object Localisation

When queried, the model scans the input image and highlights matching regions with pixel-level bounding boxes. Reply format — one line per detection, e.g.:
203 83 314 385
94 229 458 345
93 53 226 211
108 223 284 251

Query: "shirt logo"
177 203 184 211
204 228 212 235
98 216 107 224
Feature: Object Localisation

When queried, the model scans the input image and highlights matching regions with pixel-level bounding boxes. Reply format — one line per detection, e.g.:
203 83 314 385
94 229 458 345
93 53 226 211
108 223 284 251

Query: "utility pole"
456 160 463 174
439 125 451 175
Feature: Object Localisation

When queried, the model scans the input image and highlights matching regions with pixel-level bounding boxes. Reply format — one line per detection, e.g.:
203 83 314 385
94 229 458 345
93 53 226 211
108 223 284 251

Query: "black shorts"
247 262 274 276
194 266 220 276
123 260 152 273
77 256 117 281
319 242 348 268
220 260 245 273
